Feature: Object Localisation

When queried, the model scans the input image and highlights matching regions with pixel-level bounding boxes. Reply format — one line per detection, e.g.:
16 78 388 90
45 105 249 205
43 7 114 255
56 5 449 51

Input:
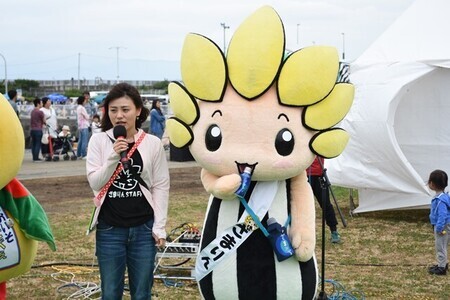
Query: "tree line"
1 79 170 101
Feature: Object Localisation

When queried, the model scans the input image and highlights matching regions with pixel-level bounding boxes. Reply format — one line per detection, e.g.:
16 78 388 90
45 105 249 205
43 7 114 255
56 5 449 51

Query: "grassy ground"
6 169 449 299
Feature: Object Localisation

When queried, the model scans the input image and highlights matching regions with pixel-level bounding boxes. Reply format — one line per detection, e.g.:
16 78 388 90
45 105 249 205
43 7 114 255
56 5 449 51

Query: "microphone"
113 125 130 170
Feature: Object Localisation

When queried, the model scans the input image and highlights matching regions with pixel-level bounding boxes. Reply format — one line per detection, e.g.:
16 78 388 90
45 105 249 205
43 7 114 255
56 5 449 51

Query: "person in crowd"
40 97 58 159
83 91 95 116
90 114 102 135
7 89 19 118
30 98 46 162
59 125 75 139
76 95 90 159
427 169 450 276
86 83 170 299
58 125 76 154
149 99 166 140
97 103 105 120
307 156 341 243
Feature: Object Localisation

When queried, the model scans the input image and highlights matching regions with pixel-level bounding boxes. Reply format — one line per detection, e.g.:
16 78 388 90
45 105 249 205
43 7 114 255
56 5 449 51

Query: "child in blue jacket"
427 169 450 275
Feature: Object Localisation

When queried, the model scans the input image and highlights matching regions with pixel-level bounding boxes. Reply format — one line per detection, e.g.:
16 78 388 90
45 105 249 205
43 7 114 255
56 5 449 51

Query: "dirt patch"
22 176 92 203
21 166 204 207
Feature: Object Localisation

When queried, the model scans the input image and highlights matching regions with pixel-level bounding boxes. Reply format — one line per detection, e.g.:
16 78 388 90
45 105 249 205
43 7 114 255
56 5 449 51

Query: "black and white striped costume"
198 179 318 300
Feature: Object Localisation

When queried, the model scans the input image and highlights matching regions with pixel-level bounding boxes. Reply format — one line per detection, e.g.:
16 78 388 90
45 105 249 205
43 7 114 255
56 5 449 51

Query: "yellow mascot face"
167 6 354 181
0 95 38 282
0 95 24 188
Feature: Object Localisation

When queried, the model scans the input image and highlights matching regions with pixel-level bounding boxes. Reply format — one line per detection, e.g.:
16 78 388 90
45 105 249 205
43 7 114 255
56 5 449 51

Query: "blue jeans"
30 129 43 160
96 219 156 300
77 128 89 157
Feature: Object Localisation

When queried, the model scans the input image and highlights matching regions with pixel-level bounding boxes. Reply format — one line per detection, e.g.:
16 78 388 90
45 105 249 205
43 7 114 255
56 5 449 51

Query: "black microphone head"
113 125 127 139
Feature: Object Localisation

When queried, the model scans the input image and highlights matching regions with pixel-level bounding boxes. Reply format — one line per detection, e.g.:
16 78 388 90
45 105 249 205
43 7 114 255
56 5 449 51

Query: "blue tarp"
92 94 107 104
46 93 68 104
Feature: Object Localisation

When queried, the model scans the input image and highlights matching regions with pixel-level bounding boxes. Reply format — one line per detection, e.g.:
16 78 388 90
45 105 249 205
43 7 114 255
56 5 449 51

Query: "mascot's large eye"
275 128 294 156
205 124 222 152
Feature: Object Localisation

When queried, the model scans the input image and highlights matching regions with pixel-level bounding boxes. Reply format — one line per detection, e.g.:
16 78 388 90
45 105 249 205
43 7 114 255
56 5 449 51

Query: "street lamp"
220 22 230 53
0 53 7 94
297 23 300 45
109 46 126 83
341 32 345 61
78 53 81 90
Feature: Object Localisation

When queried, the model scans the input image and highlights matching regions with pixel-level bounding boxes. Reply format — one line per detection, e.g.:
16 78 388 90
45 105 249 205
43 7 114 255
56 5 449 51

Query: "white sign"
0 207 20 270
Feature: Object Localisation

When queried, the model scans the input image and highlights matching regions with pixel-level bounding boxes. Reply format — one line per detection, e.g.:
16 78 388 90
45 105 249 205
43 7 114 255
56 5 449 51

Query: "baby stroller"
50 125 78 161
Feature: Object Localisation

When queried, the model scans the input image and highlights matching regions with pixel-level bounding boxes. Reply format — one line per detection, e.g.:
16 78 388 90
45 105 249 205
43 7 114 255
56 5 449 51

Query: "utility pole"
109 46 126 83
296 23 300 45
341 32 346 61
0 53 7 94
220 23 230 53
77 53 81 90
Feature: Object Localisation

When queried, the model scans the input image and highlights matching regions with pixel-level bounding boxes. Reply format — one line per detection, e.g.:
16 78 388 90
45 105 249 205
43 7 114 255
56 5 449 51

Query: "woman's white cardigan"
86 128 170 239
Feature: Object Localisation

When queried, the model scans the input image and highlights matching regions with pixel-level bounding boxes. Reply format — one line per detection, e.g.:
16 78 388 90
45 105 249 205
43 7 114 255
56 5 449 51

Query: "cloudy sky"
0 0 415 82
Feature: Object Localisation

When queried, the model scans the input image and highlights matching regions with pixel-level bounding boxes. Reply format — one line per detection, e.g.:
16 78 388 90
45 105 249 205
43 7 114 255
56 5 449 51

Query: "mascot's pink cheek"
201 155 222 166
272 160 295 169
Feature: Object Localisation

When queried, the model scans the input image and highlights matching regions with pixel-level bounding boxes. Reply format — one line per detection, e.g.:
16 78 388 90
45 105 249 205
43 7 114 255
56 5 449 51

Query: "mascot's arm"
0 179 56 251
201 169 241 200
289 171 315 262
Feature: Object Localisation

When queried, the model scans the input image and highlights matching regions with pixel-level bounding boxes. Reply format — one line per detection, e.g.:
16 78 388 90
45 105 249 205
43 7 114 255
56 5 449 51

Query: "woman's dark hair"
7 90 17 100
77 95 85 105
100 83 149 131
41 96 50 106
151 99 163 115
428 169 448 190
33 97 41 107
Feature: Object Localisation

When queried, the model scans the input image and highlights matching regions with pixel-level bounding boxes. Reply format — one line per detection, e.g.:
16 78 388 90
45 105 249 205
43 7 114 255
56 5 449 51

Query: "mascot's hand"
290 228 315 262
289 171 316 262
201 169 241 200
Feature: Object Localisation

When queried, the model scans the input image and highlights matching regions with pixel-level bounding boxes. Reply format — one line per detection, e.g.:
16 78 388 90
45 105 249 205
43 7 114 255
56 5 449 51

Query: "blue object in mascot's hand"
235 167 252 197
267 217 295 262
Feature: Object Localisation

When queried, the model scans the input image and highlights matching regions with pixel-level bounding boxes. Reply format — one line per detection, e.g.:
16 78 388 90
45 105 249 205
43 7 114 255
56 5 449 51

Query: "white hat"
62 125 70 131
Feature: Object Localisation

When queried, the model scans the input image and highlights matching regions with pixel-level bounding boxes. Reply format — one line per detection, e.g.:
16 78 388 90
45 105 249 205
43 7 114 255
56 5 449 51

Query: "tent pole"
317 177 328 300
349 189 357 217
318 158 347 227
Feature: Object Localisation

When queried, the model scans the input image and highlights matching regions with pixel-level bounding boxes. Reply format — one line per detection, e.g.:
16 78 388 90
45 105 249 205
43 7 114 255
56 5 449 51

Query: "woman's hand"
156 238 166 248
113 137 128 156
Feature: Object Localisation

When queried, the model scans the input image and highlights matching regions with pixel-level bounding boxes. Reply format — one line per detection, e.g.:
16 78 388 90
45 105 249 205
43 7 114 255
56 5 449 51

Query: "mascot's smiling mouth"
235 162 258 174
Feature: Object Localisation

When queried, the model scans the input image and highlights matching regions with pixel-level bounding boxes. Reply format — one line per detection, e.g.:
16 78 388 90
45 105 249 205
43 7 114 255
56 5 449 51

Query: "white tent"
327 0 450 213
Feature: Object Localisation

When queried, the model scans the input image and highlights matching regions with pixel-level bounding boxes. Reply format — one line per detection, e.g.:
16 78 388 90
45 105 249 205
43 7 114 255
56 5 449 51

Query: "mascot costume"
167 6 354 299
0 95 56 299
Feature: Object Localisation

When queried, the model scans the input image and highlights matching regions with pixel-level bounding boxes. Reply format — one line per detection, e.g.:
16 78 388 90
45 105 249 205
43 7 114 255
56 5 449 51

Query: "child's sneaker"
429 263 448 272
429 266 447 275
331 231 341 243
